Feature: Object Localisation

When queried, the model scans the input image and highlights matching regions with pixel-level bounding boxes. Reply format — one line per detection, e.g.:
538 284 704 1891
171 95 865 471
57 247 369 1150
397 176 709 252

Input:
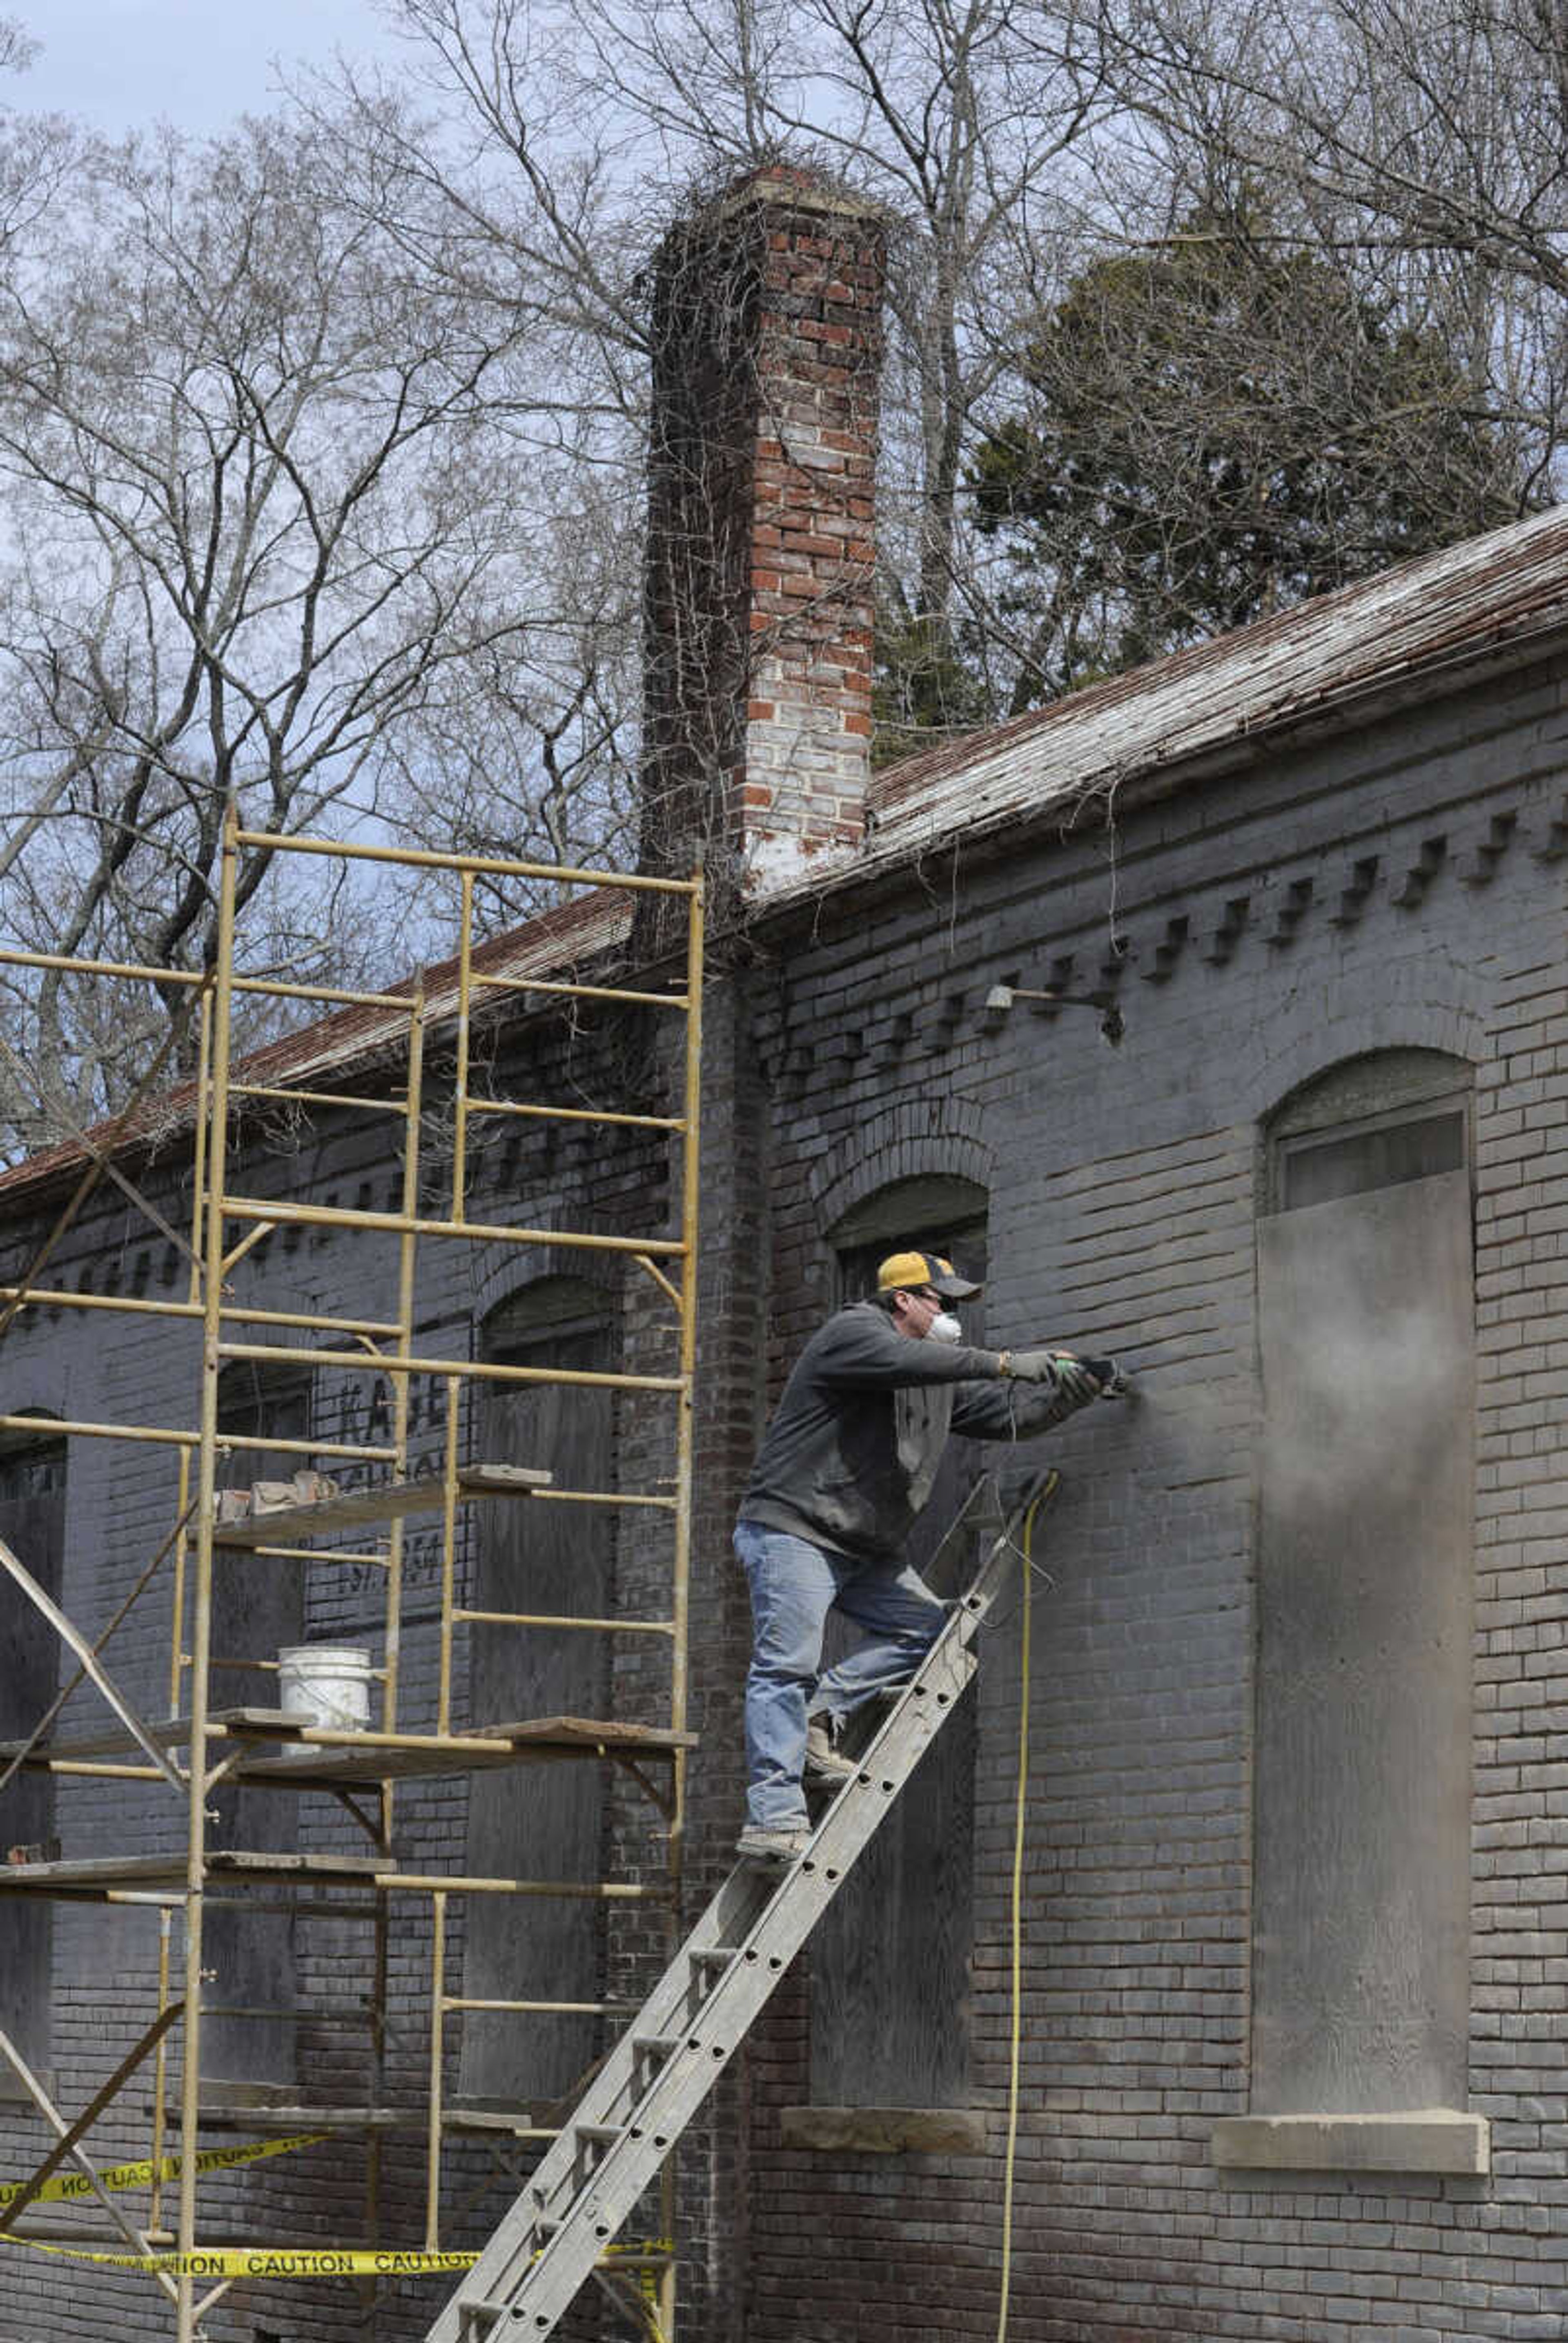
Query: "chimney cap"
714 162 889 226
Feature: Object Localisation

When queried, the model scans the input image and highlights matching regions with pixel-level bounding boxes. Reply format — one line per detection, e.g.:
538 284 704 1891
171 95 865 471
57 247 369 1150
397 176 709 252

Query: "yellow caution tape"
18 2243 480 2276
12 2235 674 2283
634 2262 670 2342
0 2132 328 2211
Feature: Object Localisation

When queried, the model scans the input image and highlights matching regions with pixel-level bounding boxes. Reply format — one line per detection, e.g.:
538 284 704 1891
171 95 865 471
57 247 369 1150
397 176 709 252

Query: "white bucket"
277 1644 373 1732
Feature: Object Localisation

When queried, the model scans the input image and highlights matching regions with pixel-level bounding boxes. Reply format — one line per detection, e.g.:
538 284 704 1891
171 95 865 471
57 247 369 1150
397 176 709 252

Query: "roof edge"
756 599 1568 929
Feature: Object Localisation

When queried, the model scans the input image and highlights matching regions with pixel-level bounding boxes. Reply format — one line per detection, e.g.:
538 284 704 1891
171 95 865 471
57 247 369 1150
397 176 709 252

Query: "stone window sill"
1211 2109 1488 2177
781 2106 985 2154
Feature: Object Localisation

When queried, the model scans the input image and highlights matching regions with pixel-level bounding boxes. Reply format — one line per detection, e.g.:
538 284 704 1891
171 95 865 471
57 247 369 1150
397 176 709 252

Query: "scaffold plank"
211 1464 553 1547
3 1712 696 1785
155 2098 410 2133
441 2110 559 2139
229 1715 696 1788
0 1850 390 1897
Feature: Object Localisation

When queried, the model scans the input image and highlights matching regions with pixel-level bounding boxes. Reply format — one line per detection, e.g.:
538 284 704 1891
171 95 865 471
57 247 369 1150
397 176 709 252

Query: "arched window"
0 1420 66 2089
1251 1049 1474 2119
808 1177 988 2115
460 1274 617 2113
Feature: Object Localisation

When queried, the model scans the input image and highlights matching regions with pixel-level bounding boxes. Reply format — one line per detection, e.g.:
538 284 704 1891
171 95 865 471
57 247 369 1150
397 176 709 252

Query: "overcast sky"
18 0 400 134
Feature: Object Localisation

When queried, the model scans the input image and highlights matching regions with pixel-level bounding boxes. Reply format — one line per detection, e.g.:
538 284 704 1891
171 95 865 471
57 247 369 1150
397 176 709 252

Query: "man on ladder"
733 1249 1119 1860
425 1258 1127 2343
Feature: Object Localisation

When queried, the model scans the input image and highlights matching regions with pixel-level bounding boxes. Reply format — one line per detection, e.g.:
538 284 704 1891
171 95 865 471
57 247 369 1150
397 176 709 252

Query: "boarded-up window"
459 1278 615 2113
1253 1053 1473 2114
0 1426 65 2087
811 1178 987 2111
204 1363 310 2087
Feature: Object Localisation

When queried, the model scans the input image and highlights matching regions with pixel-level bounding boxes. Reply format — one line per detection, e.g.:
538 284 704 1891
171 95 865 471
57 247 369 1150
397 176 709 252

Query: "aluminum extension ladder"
426 1470 1051 2343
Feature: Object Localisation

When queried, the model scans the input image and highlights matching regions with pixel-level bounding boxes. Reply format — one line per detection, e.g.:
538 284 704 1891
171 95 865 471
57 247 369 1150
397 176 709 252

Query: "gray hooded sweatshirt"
738 1300 1087 1565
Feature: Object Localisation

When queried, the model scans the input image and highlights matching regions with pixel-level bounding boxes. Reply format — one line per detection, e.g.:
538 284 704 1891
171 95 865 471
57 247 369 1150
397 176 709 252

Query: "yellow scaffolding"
0 806 704 2341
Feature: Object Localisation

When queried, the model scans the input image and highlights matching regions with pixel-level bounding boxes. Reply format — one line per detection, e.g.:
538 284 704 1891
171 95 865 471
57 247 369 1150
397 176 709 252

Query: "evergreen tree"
972 213 1532 704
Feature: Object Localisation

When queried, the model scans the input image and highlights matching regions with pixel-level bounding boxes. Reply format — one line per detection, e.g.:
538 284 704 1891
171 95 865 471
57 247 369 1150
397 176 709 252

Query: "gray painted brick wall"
1 643 1566 2343
729 652 1567 2343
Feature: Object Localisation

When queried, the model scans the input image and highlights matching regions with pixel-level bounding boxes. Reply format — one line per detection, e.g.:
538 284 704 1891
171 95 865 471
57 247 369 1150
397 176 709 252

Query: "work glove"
1002 1348 1102 1400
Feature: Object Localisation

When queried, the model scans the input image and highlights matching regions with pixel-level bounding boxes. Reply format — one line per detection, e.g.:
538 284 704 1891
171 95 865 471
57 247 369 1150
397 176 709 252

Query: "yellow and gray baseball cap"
875 1249 982 1301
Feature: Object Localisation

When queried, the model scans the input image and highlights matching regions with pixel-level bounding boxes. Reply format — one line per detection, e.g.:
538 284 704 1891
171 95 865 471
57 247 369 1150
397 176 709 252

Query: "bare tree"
5 0 1562 1164
366 0 1554 745
383 458 645 930
1091 0 1568 496
0 99 628 1157
336 0 1109 733
0 15 74 304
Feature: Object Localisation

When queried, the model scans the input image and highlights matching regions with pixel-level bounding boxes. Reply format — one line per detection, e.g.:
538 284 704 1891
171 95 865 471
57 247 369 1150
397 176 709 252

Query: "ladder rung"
456 2305 504 2339
575 2122 625 2146
689 1945 739 1967
633 2033 683 2057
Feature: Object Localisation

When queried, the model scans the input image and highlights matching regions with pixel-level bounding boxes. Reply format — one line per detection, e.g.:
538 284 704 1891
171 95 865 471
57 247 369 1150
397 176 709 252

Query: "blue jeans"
734 1519 949 1829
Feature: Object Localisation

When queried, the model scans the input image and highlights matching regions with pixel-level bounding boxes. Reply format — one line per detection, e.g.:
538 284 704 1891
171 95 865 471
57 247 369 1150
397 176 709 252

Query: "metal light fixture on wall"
982 982 1124 1046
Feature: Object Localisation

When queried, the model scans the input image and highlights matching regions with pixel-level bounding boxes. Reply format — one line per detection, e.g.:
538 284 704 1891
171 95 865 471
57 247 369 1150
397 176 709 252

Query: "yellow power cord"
996 1475 1054 2343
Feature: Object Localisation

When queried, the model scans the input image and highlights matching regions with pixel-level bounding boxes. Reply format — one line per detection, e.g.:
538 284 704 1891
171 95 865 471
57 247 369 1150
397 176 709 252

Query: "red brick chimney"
640 167 884 897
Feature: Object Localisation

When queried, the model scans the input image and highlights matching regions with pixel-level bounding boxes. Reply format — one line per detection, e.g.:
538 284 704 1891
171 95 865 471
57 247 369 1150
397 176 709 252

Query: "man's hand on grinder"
1001 1349 1110 1401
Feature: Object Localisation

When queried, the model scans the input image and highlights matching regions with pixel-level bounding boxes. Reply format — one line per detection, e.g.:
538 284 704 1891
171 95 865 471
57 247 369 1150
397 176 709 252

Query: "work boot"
803 1717 857 1790
736 1821 811 1864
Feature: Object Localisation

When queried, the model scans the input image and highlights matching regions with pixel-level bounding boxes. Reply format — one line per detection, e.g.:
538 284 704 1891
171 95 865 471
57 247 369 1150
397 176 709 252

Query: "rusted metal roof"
0 888 633 1208
829 499 1568 896
229 884 635 1095
4 503 1566 1207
